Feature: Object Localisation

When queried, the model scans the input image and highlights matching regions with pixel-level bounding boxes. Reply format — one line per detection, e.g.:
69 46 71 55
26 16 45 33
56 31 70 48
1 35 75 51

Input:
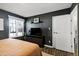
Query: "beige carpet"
42 51 53 56
41 47 74 56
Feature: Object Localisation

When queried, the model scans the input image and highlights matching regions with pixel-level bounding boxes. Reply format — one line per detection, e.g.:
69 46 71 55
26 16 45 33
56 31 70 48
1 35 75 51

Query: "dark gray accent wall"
26 8 70 46
70 3 78 12
0 9 25 39
0 10 9 39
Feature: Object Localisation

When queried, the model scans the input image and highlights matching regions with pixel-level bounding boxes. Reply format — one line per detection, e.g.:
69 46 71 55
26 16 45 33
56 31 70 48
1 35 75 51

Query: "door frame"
71 5 78 56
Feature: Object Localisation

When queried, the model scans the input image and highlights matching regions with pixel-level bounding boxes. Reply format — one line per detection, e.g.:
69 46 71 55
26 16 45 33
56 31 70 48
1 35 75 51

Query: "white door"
52 14 73 53
71 5 78 55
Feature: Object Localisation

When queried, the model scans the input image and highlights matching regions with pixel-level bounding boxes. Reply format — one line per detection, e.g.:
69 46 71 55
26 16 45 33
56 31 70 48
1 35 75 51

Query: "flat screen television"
30 28 42 36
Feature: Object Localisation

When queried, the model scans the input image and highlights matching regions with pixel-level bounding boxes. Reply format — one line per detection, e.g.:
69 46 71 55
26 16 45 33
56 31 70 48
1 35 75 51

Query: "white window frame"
8 15 24 38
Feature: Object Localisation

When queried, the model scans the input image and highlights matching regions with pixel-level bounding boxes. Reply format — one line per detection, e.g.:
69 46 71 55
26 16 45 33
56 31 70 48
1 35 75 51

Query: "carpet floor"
41 47 74 56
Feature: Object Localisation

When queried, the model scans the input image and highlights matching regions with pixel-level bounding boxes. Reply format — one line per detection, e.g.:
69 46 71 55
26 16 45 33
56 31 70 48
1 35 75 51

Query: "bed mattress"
0 38 42 56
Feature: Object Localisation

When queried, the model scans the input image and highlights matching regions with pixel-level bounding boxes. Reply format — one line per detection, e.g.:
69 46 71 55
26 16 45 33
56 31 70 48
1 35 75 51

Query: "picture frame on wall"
0 18 4 31
33 18 40 23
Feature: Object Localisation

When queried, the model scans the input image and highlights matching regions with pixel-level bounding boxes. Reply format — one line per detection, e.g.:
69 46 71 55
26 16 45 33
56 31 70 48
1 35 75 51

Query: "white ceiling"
0 3 72 17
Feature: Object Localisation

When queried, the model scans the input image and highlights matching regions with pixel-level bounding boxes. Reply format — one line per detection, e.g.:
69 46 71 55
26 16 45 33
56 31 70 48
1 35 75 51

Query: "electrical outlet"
49 40 51 43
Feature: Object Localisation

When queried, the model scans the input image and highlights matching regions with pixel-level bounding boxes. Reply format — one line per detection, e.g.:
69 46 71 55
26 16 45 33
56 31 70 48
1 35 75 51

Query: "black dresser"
24 35 45 47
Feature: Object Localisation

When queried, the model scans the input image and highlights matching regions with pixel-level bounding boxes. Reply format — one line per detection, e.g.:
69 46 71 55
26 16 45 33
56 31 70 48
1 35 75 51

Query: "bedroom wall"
0 9 25 39
26 8 71 46
0 6 71 46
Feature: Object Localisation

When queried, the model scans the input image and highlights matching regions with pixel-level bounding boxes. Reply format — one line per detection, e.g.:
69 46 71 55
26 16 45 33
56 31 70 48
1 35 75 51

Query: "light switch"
48 27 51 31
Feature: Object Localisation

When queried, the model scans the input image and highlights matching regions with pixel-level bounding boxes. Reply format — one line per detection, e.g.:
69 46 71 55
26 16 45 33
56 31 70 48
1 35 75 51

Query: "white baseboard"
44 45 54 48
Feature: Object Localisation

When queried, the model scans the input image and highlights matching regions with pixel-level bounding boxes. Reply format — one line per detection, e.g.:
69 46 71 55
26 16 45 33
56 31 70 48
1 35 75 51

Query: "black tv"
30 28 42 36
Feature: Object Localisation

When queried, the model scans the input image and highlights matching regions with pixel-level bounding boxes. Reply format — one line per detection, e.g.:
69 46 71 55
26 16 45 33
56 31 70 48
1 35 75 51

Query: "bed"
0 38 42 56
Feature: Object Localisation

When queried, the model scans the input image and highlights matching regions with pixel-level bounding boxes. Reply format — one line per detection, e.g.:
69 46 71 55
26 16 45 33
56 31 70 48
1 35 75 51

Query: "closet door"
52 15 73 52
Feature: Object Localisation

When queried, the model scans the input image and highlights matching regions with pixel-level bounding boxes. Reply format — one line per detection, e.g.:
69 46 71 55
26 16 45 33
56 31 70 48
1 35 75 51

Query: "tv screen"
30 28 42 36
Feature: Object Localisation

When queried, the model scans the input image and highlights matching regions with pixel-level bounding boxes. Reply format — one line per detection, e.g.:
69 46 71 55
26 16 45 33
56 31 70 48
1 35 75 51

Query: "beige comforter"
0 38 42 56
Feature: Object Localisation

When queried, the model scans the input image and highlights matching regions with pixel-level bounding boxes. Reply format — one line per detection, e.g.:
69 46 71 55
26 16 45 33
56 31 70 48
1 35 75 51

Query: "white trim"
44 45 54 48
71 5 78 54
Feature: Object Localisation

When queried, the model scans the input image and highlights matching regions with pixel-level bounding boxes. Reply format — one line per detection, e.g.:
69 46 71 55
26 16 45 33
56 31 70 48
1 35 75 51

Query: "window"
9 15 24 38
